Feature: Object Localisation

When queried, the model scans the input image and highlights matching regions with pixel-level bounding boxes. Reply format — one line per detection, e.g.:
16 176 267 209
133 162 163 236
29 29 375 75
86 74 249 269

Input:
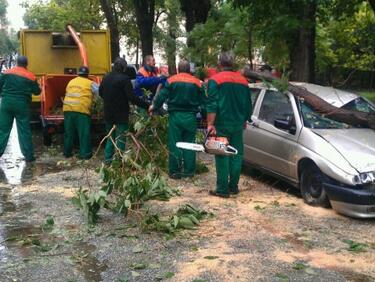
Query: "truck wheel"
300 165 330 207
43 131 52 146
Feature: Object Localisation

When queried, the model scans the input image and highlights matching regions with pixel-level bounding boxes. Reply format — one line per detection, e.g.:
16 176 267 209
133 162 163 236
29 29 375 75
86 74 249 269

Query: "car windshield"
341 97 375 113
300 102 351 129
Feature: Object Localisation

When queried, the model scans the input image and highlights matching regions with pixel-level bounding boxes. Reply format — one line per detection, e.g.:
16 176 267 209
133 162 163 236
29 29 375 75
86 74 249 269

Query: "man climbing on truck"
63 66 99 160
0 56 41 162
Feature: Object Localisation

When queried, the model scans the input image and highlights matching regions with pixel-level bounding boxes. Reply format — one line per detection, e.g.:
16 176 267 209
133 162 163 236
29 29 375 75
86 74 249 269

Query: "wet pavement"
0 123 374 281
0 123 109 281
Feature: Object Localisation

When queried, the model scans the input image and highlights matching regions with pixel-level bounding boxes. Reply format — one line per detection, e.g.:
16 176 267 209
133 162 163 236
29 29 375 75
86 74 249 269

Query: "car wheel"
300 165 330 207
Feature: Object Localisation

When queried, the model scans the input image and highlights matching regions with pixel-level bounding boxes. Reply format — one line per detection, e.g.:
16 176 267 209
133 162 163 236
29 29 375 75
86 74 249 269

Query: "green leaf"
131 271 141 278
204 256 219 260
164 272 175 279
130 263 147 270
132 246 144 253
343 239 368 252
292 262 307 270
275 273 289 281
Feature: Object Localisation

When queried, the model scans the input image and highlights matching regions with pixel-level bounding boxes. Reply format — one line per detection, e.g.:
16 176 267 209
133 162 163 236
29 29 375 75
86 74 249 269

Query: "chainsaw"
176 132 238 156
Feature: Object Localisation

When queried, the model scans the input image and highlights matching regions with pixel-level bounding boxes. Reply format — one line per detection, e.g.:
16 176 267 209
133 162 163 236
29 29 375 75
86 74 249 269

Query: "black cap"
78 66 89 75
17 56 28 67
113 57 127 73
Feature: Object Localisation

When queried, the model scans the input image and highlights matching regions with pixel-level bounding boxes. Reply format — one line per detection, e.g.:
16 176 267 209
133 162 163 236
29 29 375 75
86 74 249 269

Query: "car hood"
311 128 375 173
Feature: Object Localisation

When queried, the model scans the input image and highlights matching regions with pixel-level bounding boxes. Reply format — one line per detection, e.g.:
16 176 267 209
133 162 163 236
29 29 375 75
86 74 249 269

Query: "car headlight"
353 172 375 184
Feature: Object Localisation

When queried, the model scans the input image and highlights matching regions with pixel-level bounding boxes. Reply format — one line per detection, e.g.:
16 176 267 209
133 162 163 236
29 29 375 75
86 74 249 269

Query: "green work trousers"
64 111 92 159
105 122 128 162
0 98 34 161
168 111 197 177
215 126 244 195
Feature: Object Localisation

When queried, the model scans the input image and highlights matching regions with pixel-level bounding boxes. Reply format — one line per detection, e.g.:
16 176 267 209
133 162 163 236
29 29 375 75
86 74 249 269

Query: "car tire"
300 165 330 208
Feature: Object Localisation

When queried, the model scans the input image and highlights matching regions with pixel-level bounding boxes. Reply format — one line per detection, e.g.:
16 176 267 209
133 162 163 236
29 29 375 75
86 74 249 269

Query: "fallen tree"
243 70 375 130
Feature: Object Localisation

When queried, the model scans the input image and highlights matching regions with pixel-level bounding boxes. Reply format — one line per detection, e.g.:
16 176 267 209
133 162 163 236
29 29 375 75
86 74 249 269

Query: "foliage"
316 2 375 73
141 204 210 234
22 0 103 31
343 239 368 252
185 3 253 66
72 114 179 225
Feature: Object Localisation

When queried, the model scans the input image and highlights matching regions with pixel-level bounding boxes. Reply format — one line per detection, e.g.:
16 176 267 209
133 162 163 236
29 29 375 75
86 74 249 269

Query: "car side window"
259 90 295 128
249 88 261 107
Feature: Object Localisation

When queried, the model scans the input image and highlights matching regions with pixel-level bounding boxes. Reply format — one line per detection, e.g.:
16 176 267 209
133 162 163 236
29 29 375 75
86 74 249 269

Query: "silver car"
244 82 375 218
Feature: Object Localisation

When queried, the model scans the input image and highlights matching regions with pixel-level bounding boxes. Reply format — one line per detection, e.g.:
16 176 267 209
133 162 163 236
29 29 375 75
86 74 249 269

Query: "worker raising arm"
134 55 166 101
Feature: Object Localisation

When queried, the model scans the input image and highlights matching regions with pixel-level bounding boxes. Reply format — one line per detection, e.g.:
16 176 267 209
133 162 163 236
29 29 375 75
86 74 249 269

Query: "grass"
358 90 375 102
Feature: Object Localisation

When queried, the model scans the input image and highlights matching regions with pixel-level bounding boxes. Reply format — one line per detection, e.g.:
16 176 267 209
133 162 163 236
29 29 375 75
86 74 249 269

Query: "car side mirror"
274 119 296 135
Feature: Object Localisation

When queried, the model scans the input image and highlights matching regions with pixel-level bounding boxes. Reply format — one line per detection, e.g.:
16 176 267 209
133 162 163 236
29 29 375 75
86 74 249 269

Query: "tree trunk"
166 30 177 75
133 0 155 57
180 0 211 47
289 1 316 82
369 0 375 12
100 0 120 60
247 28 253 69
243 70 375 130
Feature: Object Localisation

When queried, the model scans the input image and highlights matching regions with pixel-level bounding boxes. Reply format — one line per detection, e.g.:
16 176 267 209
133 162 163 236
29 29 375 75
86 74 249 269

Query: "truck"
20 25 111 145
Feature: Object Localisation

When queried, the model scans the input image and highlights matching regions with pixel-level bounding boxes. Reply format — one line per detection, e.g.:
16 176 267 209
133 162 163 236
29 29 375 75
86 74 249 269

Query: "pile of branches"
73 113 177 225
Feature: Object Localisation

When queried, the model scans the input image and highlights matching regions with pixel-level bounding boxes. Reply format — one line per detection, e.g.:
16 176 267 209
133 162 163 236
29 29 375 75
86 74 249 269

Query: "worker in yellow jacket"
63 66 98 159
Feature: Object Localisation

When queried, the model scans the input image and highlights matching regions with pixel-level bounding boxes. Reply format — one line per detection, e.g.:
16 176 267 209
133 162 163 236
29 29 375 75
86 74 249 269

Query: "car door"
244 89 301 181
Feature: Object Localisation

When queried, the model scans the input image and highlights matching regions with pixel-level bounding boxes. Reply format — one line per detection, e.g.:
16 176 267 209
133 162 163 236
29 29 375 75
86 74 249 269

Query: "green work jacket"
153 72 205 113
0 66 41 104
206 70 252 129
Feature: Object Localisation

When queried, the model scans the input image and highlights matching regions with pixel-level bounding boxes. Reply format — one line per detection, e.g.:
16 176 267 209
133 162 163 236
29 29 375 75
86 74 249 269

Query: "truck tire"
300 165 330 208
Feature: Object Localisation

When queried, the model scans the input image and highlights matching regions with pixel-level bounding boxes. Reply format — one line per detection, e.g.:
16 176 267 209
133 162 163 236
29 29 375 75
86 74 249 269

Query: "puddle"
72 242 108 282
0 121 27 185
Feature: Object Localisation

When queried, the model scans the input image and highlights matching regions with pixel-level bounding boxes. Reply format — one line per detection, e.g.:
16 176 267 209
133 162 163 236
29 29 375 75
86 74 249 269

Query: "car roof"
249 82 359 108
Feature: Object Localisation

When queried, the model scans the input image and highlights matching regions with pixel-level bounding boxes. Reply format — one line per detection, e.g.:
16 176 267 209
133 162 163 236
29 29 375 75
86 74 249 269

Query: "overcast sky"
8 0 27 30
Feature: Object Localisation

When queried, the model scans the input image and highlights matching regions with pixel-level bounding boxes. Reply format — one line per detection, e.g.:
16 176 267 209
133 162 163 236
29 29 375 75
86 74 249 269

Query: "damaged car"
244 82 375 218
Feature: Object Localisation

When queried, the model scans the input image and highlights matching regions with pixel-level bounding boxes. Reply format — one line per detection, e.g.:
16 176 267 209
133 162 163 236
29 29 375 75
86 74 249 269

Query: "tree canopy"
9 0 374 85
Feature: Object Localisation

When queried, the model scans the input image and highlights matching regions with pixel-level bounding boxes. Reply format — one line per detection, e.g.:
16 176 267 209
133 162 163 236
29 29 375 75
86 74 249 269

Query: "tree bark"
243 70 375 130
133 0 155 57
369 0 375 11
166 30 177 75
289 1 316 83
100 0 120 60
179 0 211 47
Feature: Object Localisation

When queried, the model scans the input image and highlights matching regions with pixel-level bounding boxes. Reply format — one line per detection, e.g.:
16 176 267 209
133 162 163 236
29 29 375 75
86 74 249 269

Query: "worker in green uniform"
206 52 252 197
63 66 99 159
0 56 41 162
149 59 205 178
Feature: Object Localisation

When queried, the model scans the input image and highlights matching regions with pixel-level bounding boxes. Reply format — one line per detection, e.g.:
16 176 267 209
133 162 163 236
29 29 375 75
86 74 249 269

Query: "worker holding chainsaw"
206 51 252 198
63 66 99 159
149 59 205 179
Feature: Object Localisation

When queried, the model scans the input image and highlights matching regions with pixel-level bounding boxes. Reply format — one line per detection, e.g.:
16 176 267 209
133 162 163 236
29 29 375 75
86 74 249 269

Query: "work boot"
169 173 181 180
209 190 230 198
